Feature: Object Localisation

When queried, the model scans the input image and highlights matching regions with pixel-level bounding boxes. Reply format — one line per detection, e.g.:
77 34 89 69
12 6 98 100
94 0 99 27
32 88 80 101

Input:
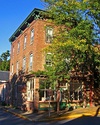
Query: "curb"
37 111 100 122
3 108 31 121
3 108 81 122
3 107 100 122
36 113 95 122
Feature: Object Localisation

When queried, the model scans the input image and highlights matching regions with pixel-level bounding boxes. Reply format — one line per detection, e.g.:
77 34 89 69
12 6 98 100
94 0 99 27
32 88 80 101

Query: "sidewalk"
2 105 100 122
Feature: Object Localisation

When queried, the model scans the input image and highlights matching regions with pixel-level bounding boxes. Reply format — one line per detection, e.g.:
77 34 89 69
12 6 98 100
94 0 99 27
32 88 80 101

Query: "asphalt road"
0 108 100 125
0 108 55 125
58 116 100 125
0 108 34 125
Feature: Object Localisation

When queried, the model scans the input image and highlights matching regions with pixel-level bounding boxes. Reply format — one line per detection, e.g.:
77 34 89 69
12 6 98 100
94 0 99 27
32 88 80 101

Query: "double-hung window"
24 35 27 49
29 53 33 71
23 57 26 72
16 61 19 75
46 27 53 43
17 42 20 54
45 53 52 66
11 64 13 75
30 29 34 44
12 46 14 57
27 79 34 101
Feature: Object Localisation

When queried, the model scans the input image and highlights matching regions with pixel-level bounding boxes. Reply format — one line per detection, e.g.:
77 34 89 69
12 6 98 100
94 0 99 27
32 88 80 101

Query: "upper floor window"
11 46 14 57
13 47 14 56
17 42 20 54
45 53 52 66
24 35 27 49
46 27 53 43
23 57 26 72
11 64 14 75
29 53 33 71
16 61 19 75
30 29 34 44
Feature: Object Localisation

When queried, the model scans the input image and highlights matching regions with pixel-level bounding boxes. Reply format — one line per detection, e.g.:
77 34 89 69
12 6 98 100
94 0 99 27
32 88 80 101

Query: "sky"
0 0 44 55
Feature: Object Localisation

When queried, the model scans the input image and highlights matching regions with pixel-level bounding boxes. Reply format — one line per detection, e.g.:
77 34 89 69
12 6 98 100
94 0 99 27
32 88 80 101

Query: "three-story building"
9 8 54 112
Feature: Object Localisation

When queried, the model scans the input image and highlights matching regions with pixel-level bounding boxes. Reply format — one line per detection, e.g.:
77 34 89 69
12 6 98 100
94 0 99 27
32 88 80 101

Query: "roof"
0 71 9 82
9 8 45 43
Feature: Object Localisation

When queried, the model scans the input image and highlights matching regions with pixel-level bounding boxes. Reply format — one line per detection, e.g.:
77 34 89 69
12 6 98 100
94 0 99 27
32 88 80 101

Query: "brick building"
9 8 98 112
9 8 54 112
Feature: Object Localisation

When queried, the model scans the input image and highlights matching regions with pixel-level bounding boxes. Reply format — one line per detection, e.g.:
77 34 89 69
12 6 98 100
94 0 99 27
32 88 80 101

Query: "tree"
42 0 100 106
0 50 10 71
0 50 10 61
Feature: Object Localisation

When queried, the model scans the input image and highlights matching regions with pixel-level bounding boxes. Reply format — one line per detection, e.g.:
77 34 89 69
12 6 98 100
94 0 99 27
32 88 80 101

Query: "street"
58 116 100 125
0 108 34 125
0 108 57 125
0 108 100 125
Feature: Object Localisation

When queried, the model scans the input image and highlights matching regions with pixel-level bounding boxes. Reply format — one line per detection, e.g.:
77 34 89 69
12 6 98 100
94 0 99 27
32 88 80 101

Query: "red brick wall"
10 19 51 79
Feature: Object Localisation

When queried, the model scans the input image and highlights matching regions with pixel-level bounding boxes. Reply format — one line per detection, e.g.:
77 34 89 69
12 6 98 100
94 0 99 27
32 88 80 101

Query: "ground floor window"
70 82 83 101
39 79 56 101
27 79 34 101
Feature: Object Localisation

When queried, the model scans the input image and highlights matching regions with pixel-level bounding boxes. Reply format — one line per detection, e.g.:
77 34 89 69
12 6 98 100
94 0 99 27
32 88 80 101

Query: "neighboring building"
9 8 54 111
0 71 10 105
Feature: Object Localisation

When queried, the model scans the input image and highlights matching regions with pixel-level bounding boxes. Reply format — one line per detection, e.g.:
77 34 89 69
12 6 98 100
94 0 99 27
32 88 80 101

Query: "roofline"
0 70 10 73
0 80 9 82
9 8 45 43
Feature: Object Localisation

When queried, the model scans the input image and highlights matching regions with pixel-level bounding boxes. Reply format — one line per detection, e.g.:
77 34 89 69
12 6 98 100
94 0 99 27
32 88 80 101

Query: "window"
45 53 52 66
16 61 19 75
39 79 55 101
46 27 53 43
24 35 27 49
29 53 33 71
30 29 34 44
23 57 26 72
11 64 13 75
27 79 34 101
12 46 14 57
13 47 14 56
17 42 20 53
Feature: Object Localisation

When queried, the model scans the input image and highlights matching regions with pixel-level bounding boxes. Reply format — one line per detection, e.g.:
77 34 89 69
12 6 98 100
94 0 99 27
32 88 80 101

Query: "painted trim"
9 8 44 42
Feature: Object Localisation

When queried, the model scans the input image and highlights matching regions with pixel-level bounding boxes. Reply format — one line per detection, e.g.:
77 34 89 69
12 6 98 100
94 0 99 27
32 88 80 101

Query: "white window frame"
30 29 34 44
46 27 53 43
45 53 52 66
23 57 26 72
27 79 34 101
12 46 14 57
12 64 13 75
17 42 20 53
24 35 27 49
16 61 19 75
29 53 33 71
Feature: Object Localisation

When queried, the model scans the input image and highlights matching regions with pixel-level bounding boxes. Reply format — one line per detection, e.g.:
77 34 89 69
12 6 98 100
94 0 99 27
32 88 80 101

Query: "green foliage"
0 60 10 71
0 50 10 71
42 0 100 84
31 70 47 77
0 50 10 61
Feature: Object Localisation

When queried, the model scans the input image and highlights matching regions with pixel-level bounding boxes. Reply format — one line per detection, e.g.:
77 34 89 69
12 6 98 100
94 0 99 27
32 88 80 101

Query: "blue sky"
0 0 44 55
